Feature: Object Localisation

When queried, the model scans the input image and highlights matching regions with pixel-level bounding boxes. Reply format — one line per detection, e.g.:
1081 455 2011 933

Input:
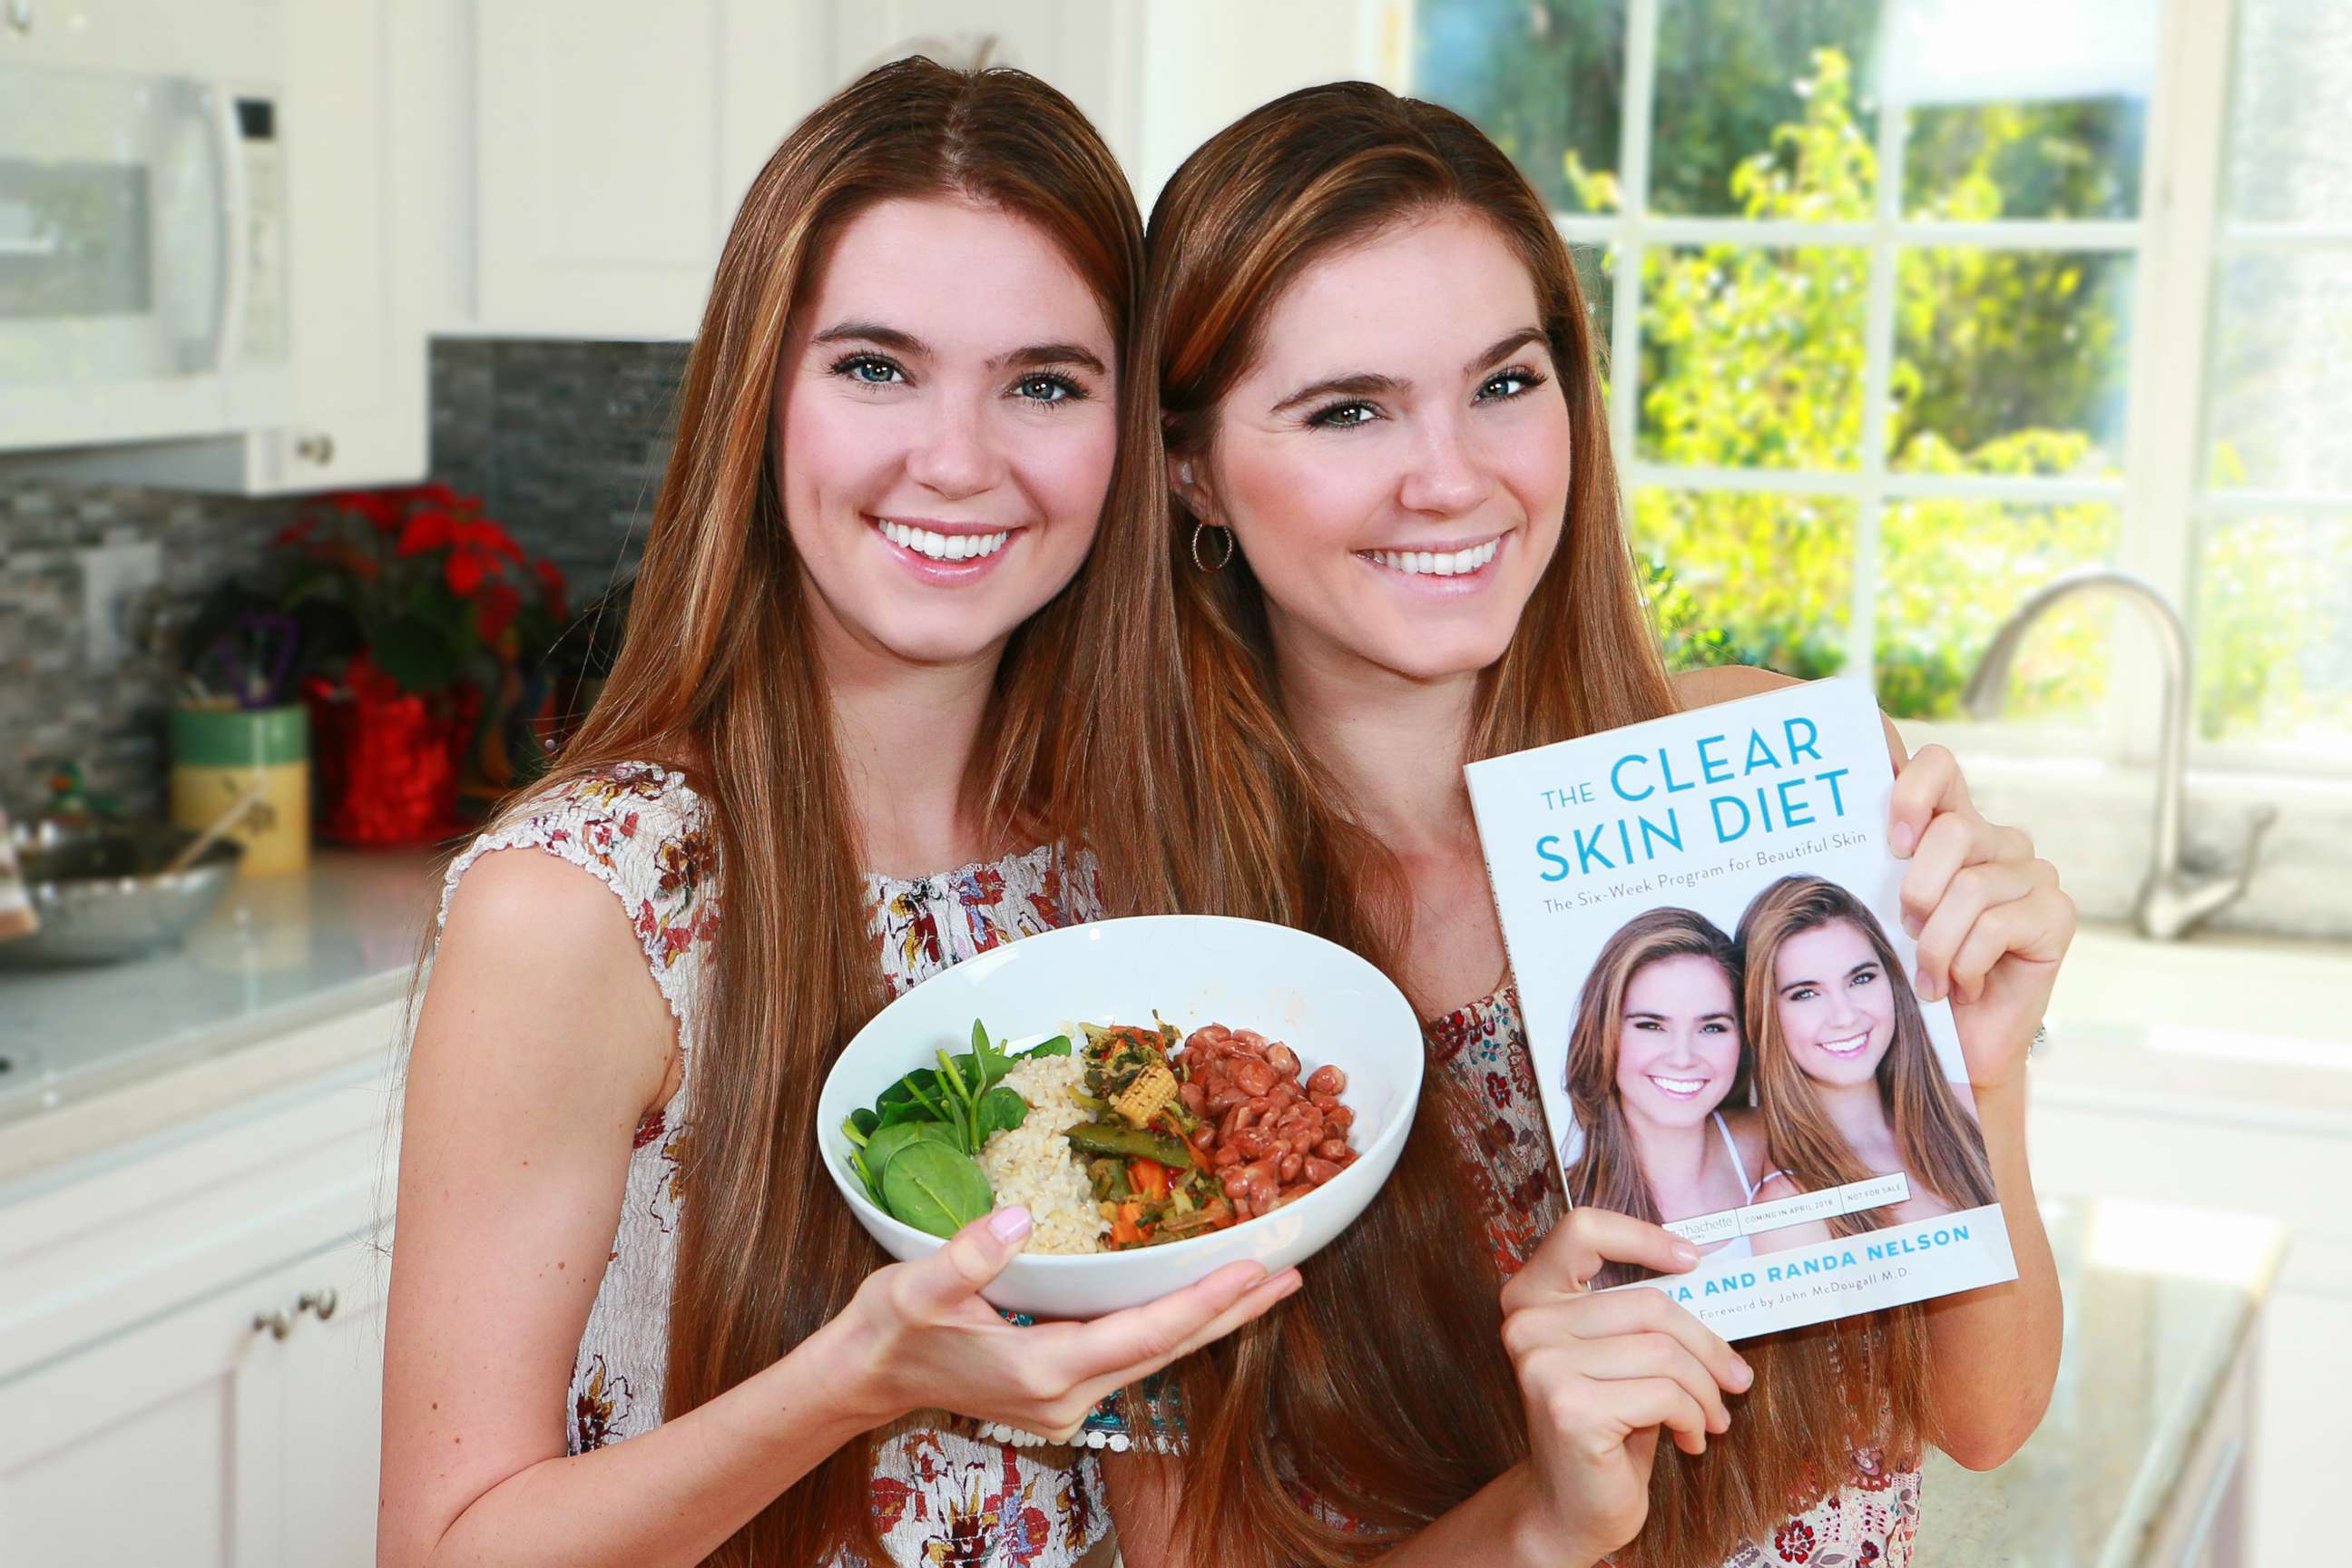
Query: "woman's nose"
904 397 1005 500
1396 414 1487 518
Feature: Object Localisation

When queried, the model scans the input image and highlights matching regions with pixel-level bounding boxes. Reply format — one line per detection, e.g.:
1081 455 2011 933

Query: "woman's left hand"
1889 743 2076 1095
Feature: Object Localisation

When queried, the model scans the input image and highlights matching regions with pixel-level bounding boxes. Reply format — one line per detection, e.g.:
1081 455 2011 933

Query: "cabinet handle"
252 1308 292 1340
294 432 336 466
298 1287 339 1321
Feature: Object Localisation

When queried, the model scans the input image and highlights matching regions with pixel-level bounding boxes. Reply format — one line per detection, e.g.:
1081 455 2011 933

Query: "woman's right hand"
833 1205 1300 1440
1498 1210 1754 1563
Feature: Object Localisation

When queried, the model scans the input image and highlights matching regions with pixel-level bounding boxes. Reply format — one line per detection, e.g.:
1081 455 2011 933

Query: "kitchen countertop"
0 847 442 1185
1919 1198 2287 1565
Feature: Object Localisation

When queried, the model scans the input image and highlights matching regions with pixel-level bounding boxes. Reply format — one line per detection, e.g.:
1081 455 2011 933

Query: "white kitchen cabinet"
4 0 429 495
466 0 1389 340
0 1026 401 1567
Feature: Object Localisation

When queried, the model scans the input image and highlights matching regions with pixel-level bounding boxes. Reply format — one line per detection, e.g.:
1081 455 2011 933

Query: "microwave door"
0 67 233 446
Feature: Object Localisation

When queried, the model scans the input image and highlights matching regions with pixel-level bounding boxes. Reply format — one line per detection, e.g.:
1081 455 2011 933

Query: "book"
1464 677 2015 1339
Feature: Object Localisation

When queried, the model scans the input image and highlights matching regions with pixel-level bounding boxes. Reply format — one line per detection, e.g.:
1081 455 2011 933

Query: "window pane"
2206 252 2352 493
2222 0 2352 226
1412 0 1624 216
1651 0 1879 220
1633 490 1856 678
2194 513 2352 753
1888 0 2155 220
1904 100 2147 221
1877 500 2120 720
1638 245 1868 471
1890 249 2132 476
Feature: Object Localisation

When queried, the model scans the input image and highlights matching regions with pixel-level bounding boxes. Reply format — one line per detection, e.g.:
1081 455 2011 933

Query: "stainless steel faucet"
1960 567 2274 942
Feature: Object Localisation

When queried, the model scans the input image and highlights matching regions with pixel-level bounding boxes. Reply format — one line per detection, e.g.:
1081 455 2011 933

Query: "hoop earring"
1191 520 1235 573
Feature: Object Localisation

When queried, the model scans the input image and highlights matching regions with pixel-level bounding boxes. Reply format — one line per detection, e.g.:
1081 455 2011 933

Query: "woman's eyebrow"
1466 327 1547 372
1271 369 1403 416
997 342 1109 375
812 319 926 354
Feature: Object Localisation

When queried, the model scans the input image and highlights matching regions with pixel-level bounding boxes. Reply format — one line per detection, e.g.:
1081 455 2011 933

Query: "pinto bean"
1208 1085 1247 1117
1231 1029 1269 1055
1211 1141 1244 1170
1264 1082 1298 1114
1178 1080 1208 1116
1230 1060 1276 1098
1322 1104 1355 1132
1228 1127 1273 1161
1316 1137 1350 1161
1306 1064 1347 1096
1273 1185 1313 1209
1303 1157 1342 1186
1192 1122 1216 1150
1278 1152 1304 1182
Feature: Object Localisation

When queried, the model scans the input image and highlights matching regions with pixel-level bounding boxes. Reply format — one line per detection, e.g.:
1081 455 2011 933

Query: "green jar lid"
172 703 309 768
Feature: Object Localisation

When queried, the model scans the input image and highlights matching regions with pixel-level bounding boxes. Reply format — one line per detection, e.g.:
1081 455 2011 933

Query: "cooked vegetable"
1110 1062 1179 1128
1066 1119 1194 1167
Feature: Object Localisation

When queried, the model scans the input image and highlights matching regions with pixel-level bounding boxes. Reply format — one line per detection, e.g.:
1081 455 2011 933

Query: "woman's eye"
834 354 905 387
1475 366 1547 402
1014 373 1085 405
1701 1020 1729 1034
1789 985 1818 1003
1308 401 1378 429
1853 967 1879 987
1632 1018 1661 1031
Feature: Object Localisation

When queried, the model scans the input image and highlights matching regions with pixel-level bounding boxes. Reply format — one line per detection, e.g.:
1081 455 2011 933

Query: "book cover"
1464 677 2016 1339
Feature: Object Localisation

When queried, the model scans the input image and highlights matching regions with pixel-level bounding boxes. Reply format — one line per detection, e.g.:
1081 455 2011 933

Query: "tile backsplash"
0 338 682 819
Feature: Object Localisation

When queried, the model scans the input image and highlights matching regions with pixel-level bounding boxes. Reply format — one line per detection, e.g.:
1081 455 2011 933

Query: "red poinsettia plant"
272 483 568 695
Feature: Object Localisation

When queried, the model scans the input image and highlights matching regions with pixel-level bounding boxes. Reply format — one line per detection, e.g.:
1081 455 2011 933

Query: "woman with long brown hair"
1560 908 1767 1287
375 61 1296 1568
1735 876 1998 1252
1108 81 2071 1568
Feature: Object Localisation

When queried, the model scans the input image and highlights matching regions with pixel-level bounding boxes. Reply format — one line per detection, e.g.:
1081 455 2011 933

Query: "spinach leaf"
847 1107 879 1142
882 1142 996 1239
975 1084 1030 1144
1014 1034 1071 1060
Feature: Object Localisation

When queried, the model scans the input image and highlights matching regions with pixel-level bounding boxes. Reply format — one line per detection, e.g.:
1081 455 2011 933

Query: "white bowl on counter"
816 914 1423 1318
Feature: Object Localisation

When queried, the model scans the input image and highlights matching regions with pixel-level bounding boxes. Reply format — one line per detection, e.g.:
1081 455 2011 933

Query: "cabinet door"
0 1238 377 1567
476 0 737 338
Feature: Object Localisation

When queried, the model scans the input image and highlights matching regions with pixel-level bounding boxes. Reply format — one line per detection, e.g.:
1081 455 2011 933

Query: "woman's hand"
832 1205 1298 1440
1496 1209 1753 1564
1889 743 2077 1096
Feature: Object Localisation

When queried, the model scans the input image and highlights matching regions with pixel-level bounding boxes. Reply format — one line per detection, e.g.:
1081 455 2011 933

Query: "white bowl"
818 914 1424 1318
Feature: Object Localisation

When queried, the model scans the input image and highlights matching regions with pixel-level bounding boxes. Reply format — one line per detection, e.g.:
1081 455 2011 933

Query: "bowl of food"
818 915 1423 1317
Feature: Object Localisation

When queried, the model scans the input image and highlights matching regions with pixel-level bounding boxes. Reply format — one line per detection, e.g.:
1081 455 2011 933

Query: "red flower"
444 548 491 596
271 517 316 548
475 580 523 643
455 517 525 563
328 489 406 534
397 509 458 557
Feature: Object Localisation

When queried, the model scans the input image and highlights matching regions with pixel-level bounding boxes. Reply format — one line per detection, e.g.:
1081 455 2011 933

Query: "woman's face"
773 196 1118 668
1612 953 1743 1129
1769 917 1897 1088
1180 210 1572 683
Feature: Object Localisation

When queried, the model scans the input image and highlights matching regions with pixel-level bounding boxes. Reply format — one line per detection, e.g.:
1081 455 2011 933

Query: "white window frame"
1382 0 2348 777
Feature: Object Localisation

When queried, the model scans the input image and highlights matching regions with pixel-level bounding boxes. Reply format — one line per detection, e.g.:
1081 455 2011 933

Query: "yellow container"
170 704 311 877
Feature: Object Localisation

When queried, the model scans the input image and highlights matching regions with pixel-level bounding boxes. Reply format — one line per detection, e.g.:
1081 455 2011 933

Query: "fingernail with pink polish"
1891 821 1917 855
1672 1240 1701 1268
988 1207 1033 1243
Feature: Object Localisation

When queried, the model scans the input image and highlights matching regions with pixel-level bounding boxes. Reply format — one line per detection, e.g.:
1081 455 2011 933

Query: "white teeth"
1367 538 1501 577
1650 1076 1707 1096
1818 1033 1871 1056
877 519 1011 562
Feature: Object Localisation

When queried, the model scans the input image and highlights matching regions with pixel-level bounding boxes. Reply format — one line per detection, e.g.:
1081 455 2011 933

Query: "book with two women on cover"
1465 678 2015 1340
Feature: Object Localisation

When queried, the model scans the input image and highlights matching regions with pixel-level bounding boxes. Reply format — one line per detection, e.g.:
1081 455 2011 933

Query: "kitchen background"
1 2 2346 1565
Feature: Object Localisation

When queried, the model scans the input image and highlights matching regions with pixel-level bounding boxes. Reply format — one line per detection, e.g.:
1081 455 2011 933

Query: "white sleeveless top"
434 762 1112 1566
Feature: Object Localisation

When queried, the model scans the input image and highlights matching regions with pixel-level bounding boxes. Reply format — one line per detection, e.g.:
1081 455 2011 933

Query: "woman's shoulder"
1669 663 1798 711
436 761 721 1024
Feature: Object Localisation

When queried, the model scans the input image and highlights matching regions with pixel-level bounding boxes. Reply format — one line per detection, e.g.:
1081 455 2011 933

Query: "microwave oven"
0 60 290 451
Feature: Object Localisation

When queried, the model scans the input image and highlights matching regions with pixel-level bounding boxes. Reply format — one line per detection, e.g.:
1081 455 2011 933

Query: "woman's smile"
868 514 1024 581
1356 531 1509 589
1645 1073 1711 1099
1811 1029 1874 1060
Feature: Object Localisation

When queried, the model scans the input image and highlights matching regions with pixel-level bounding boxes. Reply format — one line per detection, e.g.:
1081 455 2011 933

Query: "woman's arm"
382 849 1301 1568
378 848 873 1568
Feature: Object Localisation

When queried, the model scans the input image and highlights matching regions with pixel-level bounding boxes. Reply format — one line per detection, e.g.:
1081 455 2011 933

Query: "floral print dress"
1427 986 1921 1567
434 761 1111 1568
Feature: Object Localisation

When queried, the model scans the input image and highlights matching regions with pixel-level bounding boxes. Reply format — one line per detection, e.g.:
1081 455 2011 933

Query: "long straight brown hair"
1563 907 1747 1288
1132 82 1929 1568
1736 876 1998 1226
458 59 1180 1565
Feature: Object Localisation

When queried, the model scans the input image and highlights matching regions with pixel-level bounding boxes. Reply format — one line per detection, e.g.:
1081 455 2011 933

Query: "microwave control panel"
235 95 287 368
